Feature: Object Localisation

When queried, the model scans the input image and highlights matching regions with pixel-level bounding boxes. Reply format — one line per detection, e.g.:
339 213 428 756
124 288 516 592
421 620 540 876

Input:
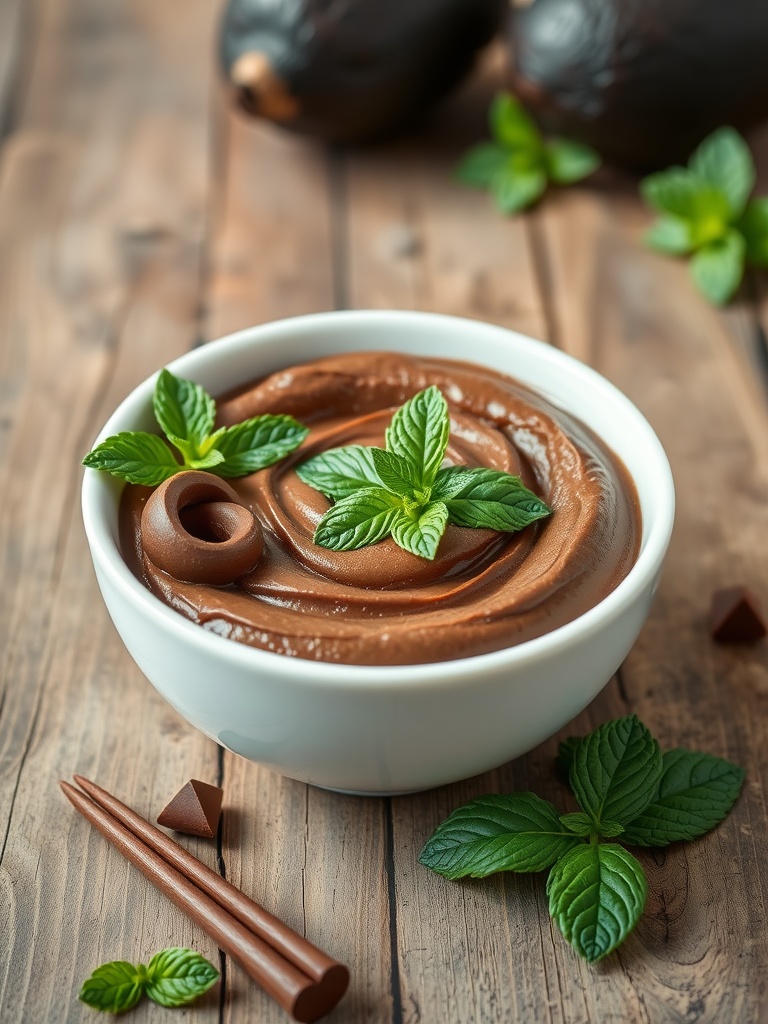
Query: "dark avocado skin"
220 0 505 142
509 0 768 169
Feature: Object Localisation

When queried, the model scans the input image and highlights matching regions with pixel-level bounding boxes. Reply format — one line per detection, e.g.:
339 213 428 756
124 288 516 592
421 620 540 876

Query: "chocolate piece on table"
157 780 223 837
710 586 768 644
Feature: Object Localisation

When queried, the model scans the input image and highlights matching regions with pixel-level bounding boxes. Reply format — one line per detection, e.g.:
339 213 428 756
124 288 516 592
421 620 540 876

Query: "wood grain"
1 6 767 1024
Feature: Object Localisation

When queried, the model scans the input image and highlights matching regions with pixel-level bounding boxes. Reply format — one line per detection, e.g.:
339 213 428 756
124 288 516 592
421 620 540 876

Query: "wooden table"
2 2 767 1022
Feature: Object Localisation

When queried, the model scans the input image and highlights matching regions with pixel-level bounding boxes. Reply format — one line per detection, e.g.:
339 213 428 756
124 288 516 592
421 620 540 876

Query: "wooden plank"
0 0 222 1020
204 104 393 1021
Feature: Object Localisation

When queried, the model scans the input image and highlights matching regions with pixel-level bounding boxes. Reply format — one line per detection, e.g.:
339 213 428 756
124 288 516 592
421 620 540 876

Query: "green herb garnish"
419 715 744 963
456 92 601 214
79 947 218 1013
296 385 551 560
83 369 308 485
642 126 768 305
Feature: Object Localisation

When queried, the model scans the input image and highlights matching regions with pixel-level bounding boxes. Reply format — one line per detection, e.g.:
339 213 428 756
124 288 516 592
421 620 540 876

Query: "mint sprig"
83 369 308 485
456 92 600 214
79 948 218 1013
419 715 744 963
296 385 551 560
642 126 768 305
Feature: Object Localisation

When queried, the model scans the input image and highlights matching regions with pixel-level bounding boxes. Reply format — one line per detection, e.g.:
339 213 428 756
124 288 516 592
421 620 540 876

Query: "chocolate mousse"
119 352 641 665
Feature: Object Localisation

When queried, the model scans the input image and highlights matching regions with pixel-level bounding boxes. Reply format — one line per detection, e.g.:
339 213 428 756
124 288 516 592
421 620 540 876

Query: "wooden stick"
60 781 348 1023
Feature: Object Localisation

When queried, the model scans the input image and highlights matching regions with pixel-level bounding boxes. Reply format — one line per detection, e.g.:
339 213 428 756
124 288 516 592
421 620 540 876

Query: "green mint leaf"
640 167 731 228
491 166 547 214
145 948 219 1008
545 138 601 184
556 736 581 781
167 434 226 471
79 960 146 1013
296 445 380 500
371 448 418 497
419 793 582 879
490 93 542 153
570 715 662 827
621 749 745 847
390 502 449 560
313 488 401 551
689 126 755 218
690 229 745 305
559 812 593 837
153 369 215 448
737 197 768 267
456 143 509 188
547 843 648 962
212 415 308 478
385 385 450 489
645 215 695 255
434 467 551 531
82 432 180 486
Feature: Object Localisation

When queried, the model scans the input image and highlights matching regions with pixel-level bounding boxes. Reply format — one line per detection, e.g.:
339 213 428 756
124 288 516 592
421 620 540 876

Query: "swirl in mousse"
120 352 641 665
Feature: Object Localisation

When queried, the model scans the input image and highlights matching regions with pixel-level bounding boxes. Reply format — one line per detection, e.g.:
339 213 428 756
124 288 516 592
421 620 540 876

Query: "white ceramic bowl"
82 311 674 794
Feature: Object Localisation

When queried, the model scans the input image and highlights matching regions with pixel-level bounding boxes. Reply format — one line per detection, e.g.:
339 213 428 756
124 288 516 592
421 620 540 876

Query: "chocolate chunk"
710 586 767 644
157 780 223 838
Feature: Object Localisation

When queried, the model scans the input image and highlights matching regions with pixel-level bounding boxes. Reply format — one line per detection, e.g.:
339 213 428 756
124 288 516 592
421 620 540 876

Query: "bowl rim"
81 309 675 691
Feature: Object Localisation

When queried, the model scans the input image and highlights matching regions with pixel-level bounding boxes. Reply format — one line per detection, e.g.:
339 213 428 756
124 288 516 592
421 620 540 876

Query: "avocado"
220 0 505 143
508 0 768 169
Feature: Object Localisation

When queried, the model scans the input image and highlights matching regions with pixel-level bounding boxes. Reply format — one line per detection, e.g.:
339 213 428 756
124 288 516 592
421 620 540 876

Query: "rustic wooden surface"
1 1 767 1022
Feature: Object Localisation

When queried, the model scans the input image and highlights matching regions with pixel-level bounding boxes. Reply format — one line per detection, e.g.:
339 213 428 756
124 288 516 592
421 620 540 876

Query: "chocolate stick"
60 782 346 1023
72 774 346 991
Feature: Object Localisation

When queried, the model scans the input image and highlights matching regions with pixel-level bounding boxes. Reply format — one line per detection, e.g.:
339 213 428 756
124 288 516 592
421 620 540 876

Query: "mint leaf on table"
456 91 600 215
420 716 744 963
83 369 307 485
298 386 551 560
569 715 663 829
547 843 648 963
82 432 181 486
79 961 146 1013
418 793 581 879
145 948 219 1008
79 949 218 1014
640 125 768 305
621 749 745 847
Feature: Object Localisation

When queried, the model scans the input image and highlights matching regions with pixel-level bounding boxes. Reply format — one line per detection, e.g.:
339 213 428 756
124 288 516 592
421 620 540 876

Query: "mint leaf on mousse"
83 370 308 484
298 385 551 561
419 716 744 963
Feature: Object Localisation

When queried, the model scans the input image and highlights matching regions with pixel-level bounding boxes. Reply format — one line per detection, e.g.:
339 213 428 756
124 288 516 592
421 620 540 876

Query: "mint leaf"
545 139 600 184
145 948 219 1008
645 216 695 255
295 445 380 499
434 467 551 531
641 168 731 227
385 385 450 489
79 960 146 1013
621 749 745 847
737 197 768 267
456 143 509 188
490 93 541 152
212 414 308 477
153 369 215 449
690 126 755 218
82 432 180 486
690 229 745 305
419 793 581 879
391 501 449 560
371 448 418 496
313 488 401 551
559 812 594 837
547 843 647 962
491 167 547 214
556 736 581 781
570 715 662 827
